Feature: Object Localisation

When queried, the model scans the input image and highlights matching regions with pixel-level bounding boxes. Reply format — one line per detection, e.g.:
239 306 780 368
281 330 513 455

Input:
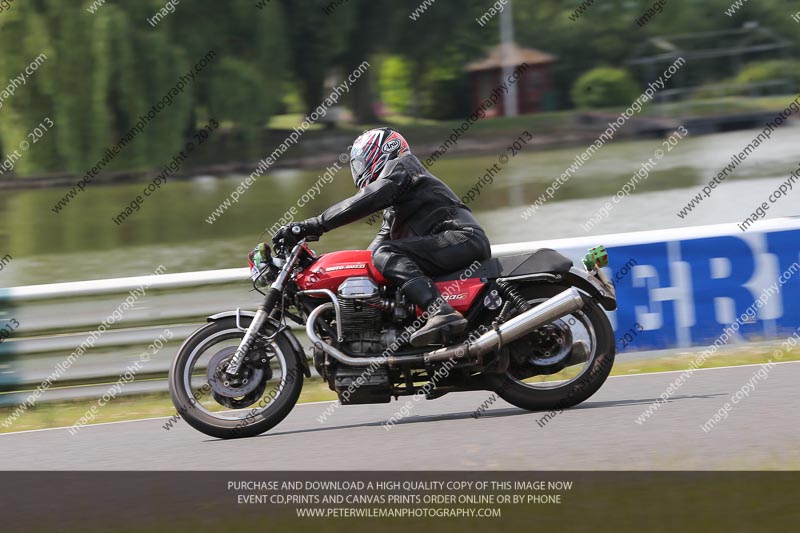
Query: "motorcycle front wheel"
168 317 303 439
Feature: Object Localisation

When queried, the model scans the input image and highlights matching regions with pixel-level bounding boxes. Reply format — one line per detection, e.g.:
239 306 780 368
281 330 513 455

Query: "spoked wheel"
489 284 615 412
168 317 303 439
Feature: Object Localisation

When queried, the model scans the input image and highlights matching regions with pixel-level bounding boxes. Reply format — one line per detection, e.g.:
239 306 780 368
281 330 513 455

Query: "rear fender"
563 267 617 311
207 310 311 377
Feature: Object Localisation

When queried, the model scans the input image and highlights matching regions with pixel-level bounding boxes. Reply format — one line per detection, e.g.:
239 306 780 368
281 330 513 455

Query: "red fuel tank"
296 250 387 293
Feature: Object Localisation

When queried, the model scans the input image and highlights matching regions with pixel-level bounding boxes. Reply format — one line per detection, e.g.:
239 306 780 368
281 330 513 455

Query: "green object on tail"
582 245 609 270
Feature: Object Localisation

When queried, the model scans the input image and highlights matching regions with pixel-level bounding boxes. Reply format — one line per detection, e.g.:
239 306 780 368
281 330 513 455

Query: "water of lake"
1 123 798 286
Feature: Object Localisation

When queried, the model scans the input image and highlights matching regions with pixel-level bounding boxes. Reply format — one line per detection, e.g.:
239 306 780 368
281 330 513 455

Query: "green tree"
572 67 641 108
105 5 150 170
277 0 345 117
378 56 414 115
0 2 59 174
382 0 493 119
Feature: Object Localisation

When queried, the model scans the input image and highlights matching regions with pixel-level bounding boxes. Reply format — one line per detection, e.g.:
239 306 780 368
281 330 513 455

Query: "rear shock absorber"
496 281 531 321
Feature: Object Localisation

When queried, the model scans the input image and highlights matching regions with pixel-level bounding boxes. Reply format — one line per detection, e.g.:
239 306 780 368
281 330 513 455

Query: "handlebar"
272 235 319 259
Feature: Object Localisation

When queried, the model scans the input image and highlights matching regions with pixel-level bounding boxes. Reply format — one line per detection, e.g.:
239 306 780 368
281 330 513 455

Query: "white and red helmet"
349 128 410 189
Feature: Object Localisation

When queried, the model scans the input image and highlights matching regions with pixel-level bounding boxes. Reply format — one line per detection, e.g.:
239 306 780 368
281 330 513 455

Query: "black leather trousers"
371 226 491 288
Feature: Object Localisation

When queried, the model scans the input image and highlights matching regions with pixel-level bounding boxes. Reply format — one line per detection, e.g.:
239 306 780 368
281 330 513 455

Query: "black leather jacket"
311 153 484 250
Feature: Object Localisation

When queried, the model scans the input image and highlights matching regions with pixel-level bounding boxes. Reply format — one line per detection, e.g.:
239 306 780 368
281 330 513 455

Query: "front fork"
225 242 302 376
225 308 271 376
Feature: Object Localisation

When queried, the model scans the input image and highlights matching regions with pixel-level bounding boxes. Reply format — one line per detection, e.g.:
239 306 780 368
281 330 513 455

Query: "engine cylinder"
337 277 383 346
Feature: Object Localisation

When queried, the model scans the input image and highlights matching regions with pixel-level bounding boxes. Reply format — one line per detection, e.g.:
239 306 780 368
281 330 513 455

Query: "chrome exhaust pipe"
306 287 585 368
306 303 427 367
424 287 584 363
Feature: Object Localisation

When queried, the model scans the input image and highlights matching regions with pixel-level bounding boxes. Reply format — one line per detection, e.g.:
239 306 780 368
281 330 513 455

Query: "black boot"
402 277 468 347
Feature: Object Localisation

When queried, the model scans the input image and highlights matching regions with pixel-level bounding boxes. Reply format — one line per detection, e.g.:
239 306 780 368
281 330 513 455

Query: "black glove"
272 218 324 246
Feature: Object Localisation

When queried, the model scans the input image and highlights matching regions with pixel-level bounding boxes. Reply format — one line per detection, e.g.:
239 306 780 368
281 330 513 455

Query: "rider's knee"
371 243 392 274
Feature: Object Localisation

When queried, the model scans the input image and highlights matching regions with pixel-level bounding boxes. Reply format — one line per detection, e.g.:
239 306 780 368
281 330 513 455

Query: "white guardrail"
0 241 565 405
1 217 799 405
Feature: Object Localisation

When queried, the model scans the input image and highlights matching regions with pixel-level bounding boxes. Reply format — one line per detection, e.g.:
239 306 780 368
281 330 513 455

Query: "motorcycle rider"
273 127 491 347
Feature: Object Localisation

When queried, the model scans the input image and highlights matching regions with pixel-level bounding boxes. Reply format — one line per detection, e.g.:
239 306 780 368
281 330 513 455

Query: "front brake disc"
207 346 265 398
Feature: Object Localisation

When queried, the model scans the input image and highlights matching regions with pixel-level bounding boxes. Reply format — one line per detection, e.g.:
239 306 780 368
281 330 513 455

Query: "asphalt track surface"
1 362 797 470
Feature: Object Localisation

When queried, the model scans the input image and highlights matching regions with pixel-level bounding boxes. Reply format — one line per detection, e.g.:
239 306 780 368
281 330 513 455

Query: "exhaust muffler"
306 287 585 368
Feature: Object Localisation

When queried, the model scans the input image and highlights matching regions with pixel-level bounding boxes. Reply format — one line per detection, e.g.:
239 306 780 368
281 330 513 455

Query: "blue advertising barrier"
496 218 800 353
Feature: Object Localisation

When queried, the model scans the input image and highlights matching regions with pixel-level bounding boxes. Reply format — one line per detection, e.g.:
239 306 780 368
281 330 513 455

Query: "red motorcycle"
169 233 617 439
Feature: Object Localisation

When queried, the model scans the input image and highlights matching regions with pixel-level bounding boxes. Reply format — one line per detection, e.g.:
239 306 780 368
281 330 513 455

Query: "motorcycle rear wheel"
490 284 615 412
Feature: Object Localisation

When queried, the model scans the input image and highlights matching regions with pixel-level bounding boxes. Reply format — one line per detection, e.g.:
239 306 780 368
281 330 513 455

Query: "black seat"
432 249 572 282
496 249 573 277
432 258 502 282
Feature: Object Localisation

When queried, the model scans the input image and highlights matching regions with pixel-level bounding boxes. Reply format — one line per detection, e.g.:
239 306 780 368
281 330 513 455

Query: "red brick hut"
466 42 557 116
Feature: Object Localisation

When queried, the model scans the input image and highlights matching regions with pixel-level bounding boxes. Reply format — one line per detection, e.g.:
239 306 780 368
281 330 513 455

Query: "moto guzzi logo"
322 264 366 272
